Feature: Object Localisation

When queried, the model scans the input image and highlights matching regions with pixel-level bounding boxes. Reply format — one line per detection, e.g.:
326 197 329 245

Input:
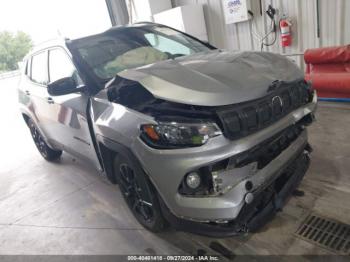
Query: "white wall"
130 0 172 22
172 0 350 68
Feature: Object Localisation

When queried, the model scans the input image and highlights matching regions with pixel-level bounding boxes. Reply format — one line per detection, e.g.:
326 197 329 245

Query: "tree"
0 31 33 72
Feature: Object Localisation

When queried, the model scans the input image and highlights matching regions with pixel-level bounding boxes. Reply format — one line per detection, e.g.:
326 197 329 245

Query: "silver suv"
18 23 317 236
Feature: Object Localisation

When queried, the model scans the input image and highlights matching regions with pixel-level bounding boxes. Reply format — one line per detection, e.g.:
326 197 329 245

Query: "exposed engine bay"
106 75 314 142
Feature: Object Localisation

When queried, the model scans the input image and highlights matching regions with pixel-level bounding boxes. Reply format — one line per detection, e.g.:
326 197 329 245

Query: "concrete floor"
0 76 349 256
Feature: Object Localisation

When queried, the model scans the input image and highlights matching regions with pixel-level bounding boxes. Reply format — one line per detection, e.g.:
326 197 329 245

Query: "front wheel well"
98 142 118 184
97 140 156 190
22 113 30 125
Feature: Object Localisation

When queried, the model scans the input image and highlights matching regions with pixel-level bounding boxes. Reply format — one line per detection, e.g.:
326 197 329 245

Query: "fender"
95 135 154 204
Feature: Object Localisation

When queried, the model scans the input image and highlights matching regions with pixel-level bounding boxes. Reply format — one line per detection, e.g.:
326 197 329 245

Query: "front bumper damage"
128 94 317 237
91 45 317 236
159 145 311 237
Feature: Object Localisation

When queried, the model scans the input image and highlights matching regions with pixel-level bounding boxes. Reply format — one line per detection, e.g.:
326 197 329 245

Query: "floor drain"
295 213 350 254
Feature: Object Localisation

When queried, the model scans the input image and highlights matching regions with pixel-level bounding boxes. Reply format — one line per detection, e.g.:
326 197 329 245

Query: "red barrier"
305 45 350 65
305 73 350 98
304 45 350 99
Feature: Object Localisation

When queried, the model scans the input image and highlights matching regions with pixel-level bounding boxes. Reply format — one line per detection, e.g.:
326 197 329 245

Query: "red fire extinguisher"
280 17 292 47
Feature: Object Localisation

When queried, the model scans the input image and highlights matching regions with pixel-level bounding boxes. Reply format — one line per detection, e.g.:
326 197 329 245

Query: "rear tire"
113 154 166 232
27 119 62 161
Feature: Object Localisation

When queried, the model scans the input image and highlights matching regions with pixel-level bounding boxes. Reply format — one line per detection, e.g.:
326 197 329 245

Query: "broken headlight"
141 122 222 149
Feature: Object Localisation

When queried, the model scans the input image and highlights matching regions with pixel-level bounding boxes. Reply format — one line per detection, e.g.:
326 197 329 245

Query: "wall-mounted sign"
222 0 251 24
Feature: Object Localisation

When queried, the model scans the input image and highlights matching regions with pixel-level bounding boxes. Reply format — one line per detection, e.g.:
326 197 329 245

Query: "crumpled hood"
118 50 304 106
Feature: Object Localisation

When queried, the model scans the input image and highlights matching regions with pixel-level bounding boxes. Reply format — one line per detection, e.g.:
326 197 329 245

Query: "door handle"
25 90 30 96
46 97 54 104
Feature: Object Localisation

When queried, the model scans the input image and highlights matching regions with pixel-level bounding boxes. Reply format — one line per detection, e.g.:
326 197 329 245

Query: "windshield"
73 25 211 80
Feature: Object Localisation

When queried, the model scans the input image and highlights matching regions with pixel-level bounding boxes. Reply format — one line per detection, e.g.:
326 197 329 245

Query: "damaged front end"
68 24 317 236
102 73 317 236
160 147 311 237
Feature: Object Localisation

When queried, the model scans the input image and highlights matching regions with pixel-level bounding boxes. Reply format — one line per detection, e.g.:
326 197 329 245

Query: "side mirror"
47 77 85 96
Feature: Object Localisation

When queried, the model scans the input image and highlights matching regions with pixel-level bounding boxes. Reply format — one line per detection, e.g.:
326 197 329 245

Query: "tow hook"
305 143 313 154
273 193 283 212
239 224 249 233
292 189 305 197
293 146 310 197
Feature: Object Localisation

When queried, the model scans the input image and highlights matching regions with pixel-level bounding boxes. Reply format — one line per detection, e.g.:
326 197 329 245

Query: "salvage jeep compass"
18 23 317 236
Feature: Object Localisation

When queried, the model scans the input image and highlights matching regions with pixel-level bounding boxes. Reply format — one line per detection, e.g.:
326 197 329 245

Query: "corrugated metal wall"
172 0 350 68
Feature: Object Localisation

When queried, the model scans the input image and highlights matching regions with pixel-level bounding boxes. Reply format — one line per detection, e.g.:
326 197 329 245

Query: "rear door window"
31 51 48 85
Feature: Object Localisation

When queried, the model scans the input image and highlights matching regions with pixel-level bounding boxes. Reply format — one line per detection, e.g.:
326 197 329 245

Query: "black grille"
230 123 304 169
208 117 312 174
295 214 350 254
216 80 313 140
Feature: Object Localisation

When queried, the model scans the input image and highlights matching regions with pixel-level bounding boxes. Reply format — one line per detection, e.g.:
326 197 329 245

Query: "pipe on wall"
105 0 130 26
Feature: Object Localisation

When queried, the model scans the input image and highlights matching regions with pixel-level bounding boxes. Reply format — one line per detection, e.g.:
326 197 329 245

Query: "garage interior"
1 0 350 258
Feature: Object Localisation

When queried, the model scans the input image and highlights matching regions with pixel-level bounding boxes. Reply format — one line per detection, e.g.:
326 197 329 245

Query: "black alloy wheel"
114 155 166 232
119 163 154 222
27 119 62 161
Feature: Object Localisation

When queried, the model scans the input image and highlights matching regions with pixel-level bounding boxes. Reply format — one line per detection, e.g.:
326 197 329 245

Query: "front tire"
113 154 166 232
27 119 62 161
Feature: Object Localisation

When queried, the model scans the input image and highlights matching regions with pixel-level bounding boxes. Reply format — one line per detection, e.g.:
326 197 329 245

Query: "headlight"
141 122 222 148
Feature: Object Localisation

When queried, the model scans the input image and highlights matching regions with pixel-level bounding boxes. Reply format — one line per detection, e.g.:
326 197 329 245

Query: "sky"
0 0 112 44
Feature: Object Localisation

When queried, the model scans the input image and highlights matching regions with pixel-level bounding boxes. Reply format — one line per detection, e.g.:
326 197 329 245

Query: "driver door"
44 47 100 167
